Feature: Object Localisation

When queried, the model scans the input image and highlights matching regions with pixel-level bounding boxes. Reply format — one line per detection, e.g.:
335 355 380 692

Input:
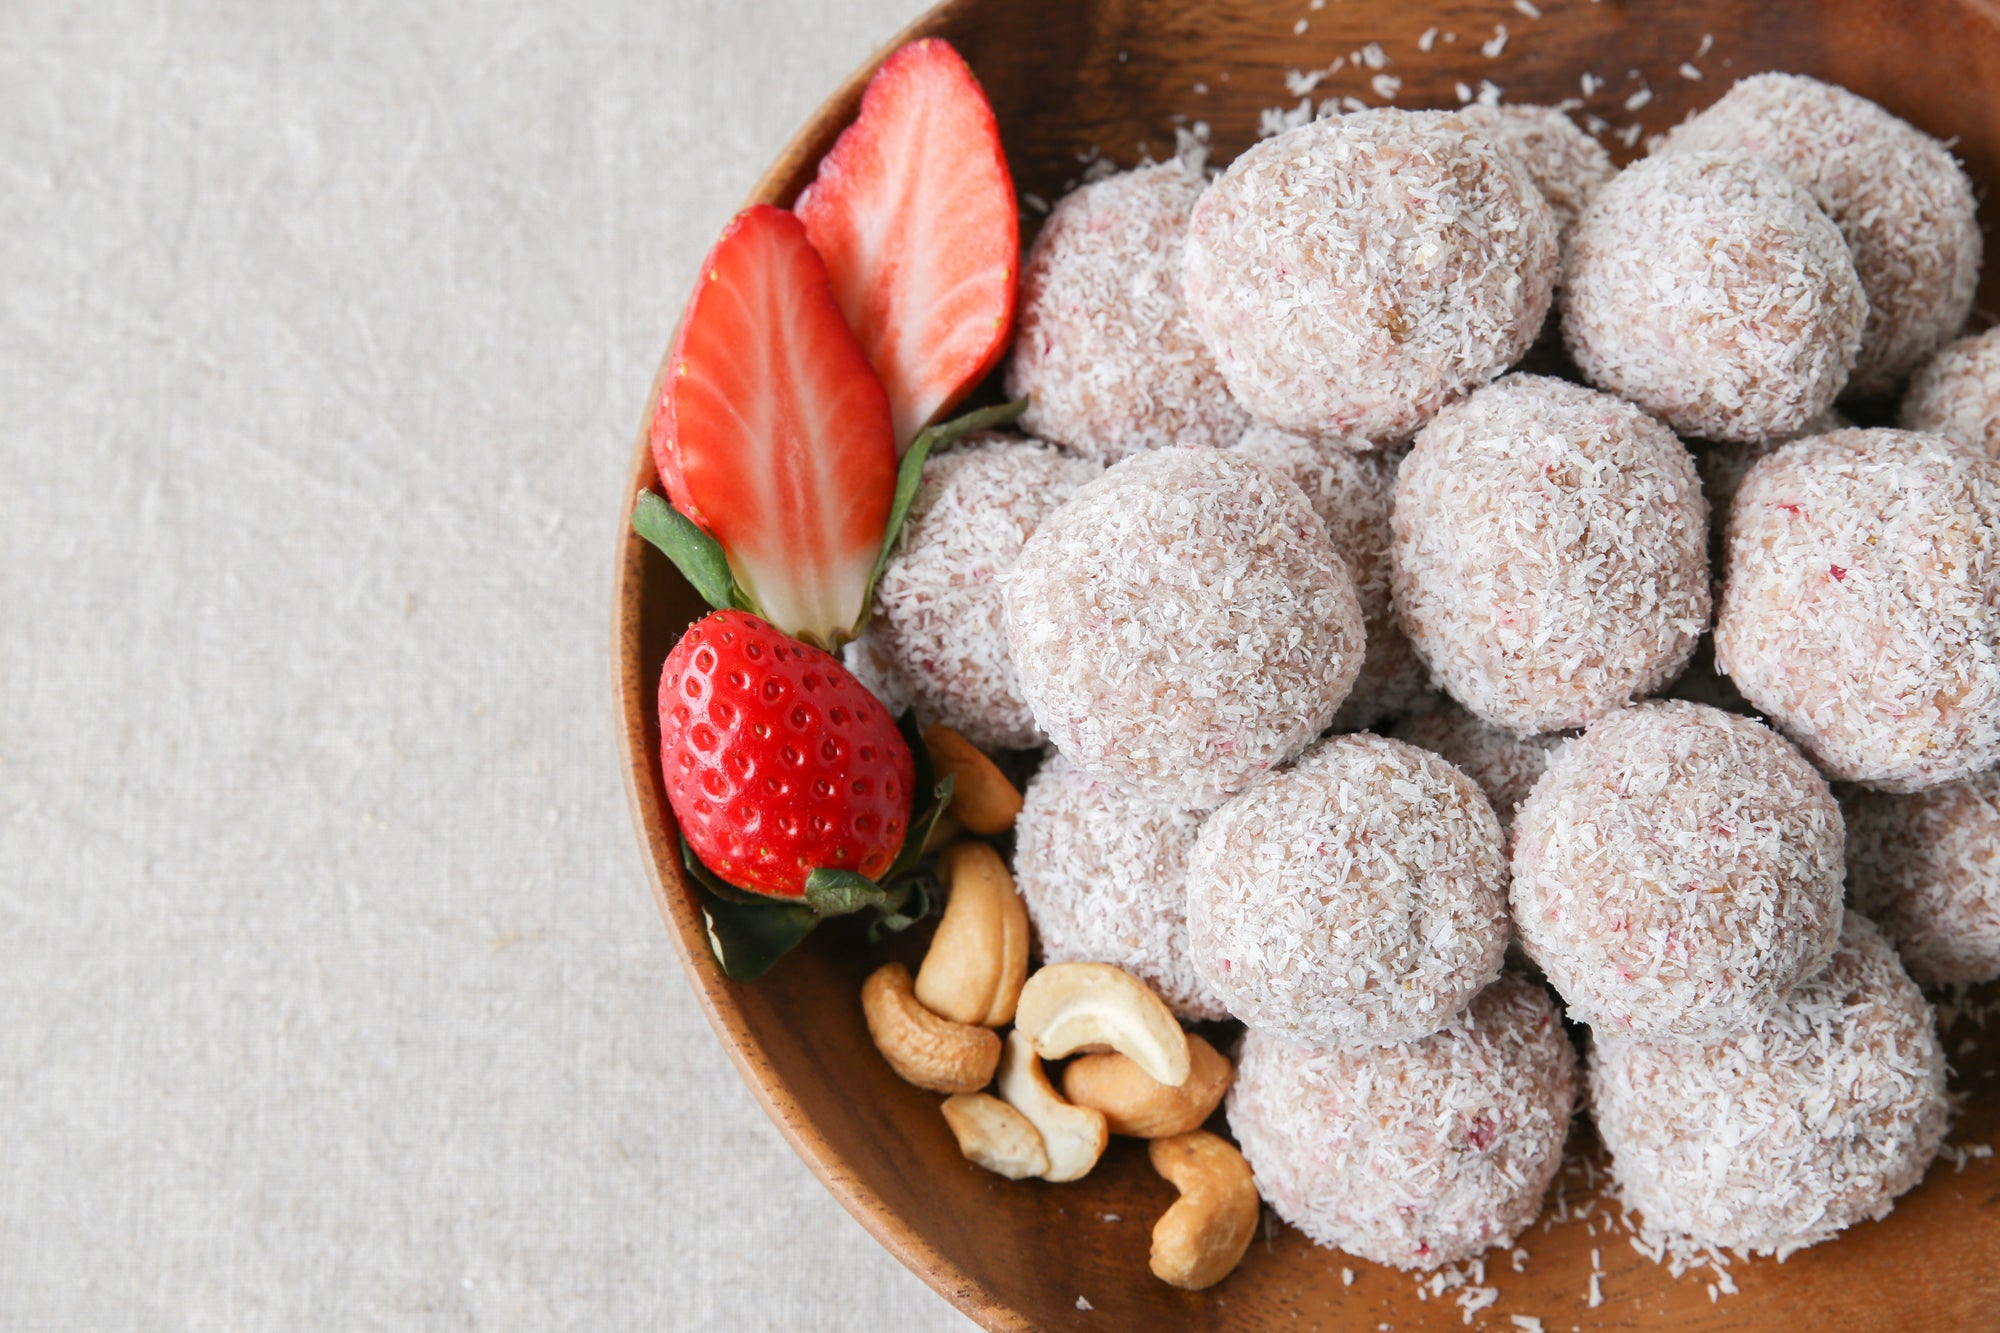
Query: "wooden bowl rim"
609 3 1024 1328
612 5 2000 1329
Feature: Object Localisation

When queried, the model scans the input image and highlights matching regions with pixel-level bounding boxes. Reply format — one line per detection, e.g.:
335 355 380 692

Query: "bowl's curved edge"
610 4 1033 1329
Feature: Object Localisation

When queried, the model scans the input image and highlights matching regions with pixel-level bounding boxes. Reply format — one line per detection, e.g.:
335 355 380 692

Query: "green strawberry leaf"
701 898 818 981
866 399 1029 596
681 836 768 905
802 868 892 917
867 875 935 944
633 490 738 613
885 707 956 882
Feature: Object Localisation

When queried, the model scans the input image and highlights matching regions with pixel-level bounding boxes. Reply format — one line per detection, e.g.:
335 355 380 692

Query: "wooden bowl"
615 2 2000 1327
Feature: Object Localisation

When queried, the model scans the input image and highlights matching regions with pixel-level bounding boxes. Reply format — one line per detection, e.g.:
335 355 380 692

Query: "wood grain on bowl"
616 1 2000 1328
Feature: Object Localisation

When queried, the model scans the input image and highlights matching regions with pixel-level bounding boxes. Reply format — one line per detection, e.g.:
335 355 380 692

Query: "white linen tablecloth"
1 1 979 1326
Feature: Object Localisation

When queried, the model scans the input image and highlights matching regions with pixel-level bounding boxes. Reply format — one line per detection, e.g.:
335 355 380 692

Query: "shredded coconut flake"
857 435 1100 751
1009 163 1248 463
1184 111 1557 445
1006 449 1364 808
1843 770 2000 986
1564 152 1866 444
1514 701 1846 1036
1901 327 2000 458
1652 73 1982 395
1392 376 1709 735
1716 429 2000 790
1228 976 1576 1269
1189 734 1510 1043
1592 915 1950 1256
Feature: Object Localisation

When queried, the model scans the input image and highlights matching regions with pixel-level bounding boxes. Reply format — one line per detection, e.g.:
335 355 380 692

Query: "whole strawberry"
659 610 914 898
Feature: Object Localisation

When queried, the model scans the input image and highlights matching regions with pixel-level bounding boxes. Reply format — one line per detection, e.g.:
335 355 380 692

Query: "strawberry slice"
651 204 898 650
795 38 1018 451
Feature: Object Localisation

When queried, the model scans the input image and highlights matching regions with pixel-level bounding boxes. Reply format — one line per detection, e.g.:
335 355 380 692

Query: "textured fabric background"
0 1 981 1327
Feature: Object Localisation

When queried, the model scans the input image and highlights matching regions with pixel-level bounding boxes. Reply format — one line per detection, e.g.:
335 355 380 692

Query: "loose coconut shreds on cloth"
1901 327 2000 460
1391 375 1710 736
1011 752 1229 1021
1511 700 1847 1039
1186 733 1510 1046
1227 973 1577 1270
867 433 1102 751
1561 151 1866 445
1590 914 1950 1258
1232 426 1430 729
1454 103 1616 241
1003 447 1364 809
1653 72 1983 399
1715 428 2000 792
1007 162 1250 464
1182 109 1559 446
1390 699 1563 840
1842 770 2000 986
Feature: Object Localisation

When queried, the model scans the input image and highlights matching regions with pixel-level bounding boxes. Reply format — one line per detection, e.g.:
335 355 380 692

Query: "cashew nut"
923 724 1024 834
1148 1131 1260 1291
861 963 1000 1094
1062 1034 1233 1138
994 1029 1108 1183
1014 962 1191 1088
914 842 1031 1026
941 1092 1049 1180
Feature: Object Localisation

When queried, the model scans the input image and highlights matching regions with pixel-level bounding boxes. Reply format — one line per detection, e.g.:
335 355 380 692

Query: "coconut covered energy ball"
1512 701 1846 1038
1007 162 1249 463
1390 700 1562 839
1232 426 1429 729
1183 109 1558 445
1843 771 2000 986
1228 974 1576 1270
1715 428 2000 791
1391 375 1710 736
1655 73 1982 398
1004 447 1364 808
1591 914 1949 1258
1902 327 2000 458
1186 734 1509 1045
1562 152 1866 444
1011 752 1228 1021
1455 103 1616 240
866 433 1101 751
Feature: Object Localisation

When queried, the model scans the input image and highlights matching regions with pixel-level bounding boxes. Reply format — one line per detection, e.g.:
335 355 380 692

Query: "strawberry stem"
633 490 741 613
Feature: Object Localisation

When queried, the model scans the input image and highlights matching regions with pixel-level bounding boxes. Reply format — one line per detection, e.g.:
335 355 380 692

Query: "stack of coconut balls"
850 72 1998 1271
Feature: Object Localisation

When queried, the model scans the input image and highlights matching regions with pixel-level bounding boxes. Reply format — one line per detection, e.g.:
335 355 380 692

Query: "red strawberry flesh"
651 205 898 648
659 610 914 899
796 38 1019 451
